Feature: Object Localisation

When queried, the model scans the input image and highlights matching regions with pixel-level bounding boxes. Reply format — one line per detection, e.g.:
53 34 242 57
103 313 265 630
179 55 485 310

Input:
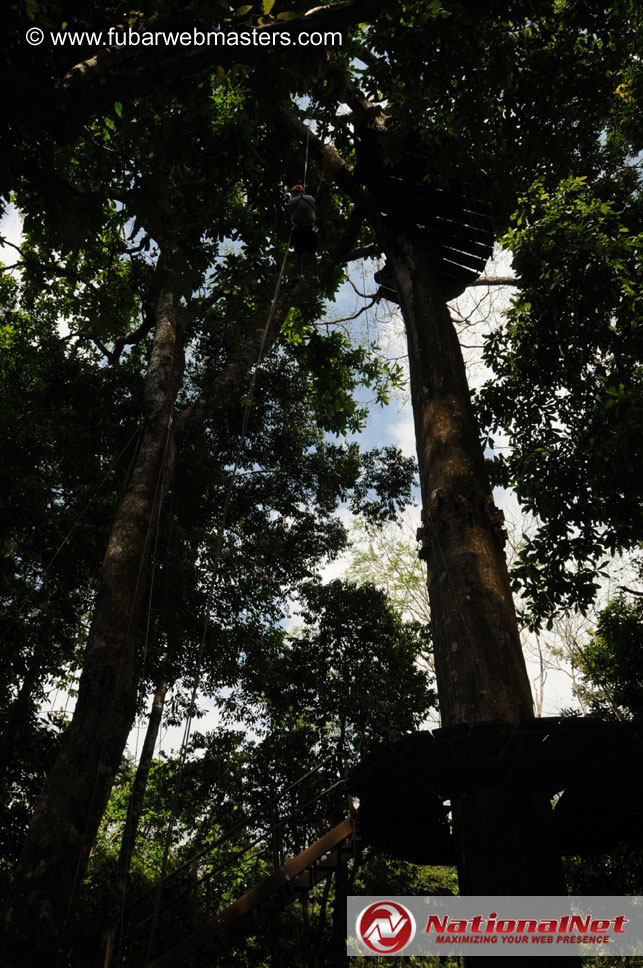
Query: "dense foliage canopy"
3 0 643 964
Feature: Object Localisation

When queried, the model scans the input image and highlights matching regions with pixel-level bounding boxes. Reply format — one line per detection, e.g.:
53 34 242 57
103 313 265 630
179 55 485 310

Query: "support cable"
135 778 346 931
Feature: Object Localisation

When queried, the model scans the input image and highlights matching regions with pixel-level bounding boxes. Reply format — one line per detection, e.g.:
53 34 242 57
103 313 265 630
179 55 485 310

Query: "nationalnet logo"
356 901 416 954
348 896 643 958
424 910 628 947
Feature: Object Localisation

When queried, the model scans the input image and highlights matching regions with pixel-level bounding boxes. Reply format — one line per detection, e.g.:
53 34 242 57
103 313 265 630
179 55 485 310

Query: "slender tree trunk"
378 225 575 965
2 292 184 968
332 854 349 968
103 679 168 967
0 660 40 763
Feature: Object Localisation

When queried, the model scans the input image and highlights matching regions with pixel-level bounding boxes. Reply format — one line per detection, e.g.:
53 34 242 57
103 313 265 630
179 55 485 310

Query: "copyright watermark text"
25 25 343 48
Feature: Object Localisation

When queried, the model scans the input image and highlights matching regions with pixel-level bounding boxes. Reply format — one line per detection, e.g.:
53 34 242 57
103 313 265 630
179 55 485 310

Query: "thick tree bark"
378 224 575 965
381 227 533 725
103 679 168 968
1 292 184 968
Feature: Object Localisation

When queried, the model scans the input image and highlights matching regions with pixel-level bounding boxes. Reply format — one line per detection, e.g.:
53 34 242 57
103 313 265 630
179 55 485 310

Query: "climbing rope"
144 235 293 966
303 125 310 191
144 129 329 961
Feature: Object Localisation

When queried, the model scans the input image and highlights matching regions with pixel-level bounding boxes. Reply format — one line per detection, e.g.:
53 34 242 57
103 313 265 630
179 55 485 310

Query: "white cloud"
0 204 24 272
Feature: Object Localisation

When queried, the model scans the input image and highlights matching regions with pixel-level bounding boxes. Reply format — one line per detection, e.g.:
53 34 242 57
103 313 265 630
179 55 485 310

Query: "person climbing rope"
286 183 318 282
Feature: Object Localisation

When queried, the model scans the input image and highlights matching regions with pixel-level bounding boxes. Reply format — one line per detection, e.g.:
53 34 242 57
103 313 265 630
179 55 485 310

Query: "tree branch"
468 275 520 288
47 1 384 139
174 208 364 438
0 238 89 286
344 269 372 300
110 305 156 364
91 336 115 362
278 106 372 214
108 251 176 363
345 242 381 263
318 298 377 326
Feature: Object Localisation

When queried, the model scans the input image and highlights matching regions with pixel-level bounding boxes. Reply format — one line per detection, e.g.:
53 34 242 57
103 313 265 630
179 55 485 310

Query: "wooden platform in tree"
148 818 355 968
349 717 643 864
356 133 495 301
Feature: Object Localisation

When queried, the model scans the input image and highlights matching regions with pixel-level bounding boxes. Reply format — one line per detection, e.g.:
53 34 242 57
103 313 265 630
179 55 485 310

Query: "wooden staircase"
149 818 356 968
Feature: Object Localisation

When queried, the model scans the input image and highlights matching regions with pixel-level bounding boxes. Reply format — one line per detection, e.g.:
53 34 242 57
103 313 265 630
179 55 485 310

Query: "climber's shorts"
291 224 318 255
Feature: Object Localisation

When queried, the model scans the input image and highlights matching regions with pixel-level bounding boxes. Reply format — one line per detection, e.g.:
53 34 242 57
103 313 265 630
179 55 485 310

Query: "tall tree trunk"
2 292 184 968
382 230 534 725
379 226 575 964
279 109 577 955
103 679 168 968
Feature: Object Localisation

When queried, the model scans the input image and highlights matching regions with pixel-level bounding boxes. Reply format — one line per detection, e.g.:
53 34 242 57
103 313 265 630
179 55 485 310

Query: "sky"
0 205 23 268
